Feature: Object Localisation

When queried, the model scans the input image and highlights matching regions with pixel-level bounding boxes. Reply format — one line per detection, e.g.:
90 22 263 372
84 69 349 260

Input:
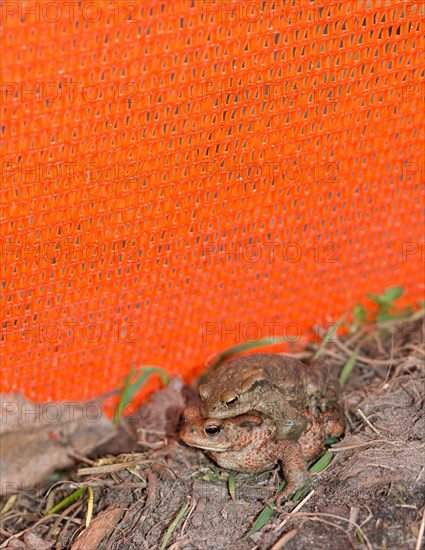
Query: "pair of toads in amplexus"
180 353 345 505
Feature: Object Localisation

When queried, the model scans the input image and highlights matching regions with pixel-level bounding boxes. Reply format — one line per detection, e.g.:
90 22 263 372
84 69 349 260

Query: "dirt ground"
1 314 424 550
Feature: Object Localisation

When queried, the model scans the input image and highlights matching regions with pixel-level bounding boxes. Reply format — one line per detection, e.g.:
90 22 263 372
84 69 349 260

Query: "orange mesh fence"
1 0 424 403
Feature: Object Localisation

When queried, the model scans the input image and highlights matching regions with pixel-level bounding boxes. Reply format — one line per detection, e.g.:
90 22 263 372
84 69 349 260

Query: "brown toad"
199 354 339 440
180 404 344 502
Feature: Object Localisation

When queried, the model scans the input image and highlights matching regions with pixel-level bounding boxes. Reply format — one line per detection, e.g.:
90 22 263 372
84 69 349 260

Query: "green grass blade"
228 472 236 502
367 286 404 307
130 366 170 386
381 286 404 301
45 487 87 515
0 495 17 515
160 498 191 549
207 337 295 373
366 293 383 304
292 451 333 501
291 480 313 501
350 304 368 333
86 486 94 528
339 349 358 387
313 313 347 360
114 366 170 426
244 451 334 539
308 450 333 473
357 529 365 544
243 500 276 540
113 366 135 423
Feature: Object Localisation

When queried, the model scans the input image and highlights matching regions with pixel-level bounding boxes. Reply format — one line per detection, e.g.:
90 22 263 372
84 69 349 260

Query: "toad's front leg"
274 440 310 506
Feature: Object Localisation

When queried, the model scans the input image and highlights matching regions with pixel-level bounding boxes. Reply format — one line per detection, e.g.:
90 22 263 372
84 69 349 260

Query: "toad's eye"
225 396 239 408
204 425 221 437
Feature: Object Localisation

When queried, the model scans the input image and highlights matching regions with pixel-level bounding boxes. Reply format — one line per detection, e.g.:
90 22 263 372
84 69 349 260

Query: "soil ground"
1 314 424 550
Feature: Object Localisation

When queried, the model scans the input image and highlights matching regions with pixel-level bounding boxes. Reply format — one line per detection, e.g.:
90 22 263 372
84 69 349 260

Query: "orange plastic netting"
1 0 424 403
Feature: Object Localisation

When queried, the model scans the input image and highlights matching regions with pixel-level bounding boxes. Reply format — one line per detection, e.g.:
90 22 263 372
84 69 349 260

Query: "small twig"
415 466 424 484
334 340 397 366
364 463 395 471
320 347 347 361
83 476 118 489
330 439 403 452
415 507 425 550
162 479 180 504
77 459 165 476
344 325 369 347
373 332 386 356
58 508 85 548
405 344 425 357
180 498 197 536
274 490 315 533
356 409 382 435
68 453 96 466
348 507 359 531
0 511 37 523
145 470 159 508
285 512 372 550
270 528 298 549
359 504 374 529
379 337 396 388
291 516 358 549
398 504 418 510
379 363 394 388
46 499 83 539
0 515 57 548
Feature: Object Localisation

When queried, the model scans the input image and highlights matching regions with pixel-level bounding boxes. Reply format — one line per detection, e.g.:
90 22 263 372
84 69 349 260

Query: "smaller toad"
180 404 344 503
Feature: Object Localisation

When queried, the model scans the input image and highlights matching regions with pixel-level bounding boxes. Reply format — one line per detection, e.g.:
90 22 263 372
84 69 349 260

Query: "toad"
180 404 344 503
199 354 339 440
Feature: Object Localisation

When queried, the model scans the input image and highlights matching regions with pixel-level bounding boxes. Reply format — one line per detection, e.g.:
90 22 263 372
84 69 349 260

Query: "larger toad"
181 404 344 502
199 354 339 440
